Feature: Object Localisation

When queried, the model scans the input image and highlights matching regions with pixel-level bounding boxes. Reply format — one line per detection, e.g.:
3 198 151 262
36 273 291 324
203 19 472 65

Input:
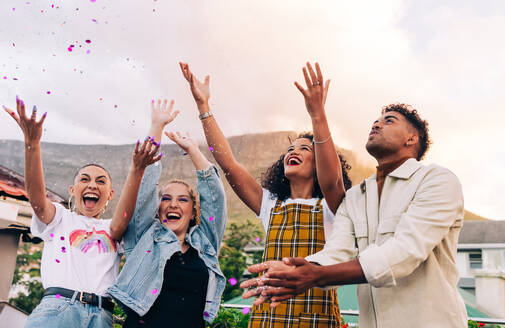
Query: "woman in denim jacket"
108 101 227 327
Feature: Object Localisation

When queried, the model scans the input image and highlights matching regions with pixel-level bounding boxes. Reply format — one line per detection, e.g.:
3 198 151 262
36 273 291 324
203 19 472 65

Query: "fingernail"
43 112 47 117
136 140 140 144
33 105 37 111
160 153 163 157
2 105 6 109
151 99 154 103
20 100 24 106
16 95 19 101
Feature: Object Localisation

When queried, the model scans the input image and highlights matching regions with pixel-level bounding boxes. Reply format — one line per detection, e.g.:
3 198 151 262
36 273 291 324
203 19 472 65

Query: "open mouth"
82 193 99 209
165 212 181 221
287 157 302 166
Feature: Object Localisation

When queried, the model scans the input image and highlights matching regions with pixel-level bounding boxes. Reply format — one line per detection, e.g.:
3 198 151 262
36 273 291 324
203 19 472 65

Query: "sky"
1 0 504 220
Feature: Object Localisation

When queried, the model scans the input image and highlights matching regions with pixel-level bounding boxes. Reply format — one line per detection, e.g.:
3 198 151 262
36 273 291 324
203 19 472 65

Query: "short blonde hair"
158 180 201 227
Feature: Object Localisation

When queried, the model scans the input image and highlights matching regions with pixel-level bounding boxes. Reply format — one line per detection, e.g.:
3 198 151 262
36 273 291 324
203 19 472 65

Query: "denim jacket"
108 163 227 322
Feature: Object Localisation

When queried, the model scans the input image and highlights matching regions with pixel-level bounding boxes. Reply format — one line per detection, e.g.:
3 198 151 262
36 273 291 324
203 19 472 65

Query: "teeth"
167 212 181 218
83 193 99 199
289 158 301 165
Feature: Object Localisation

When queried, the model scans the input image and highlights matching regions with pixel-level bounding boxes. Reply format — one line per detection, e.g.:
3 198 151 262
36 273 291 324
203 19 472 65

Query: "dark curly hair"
261 132 352 201
382 103 432 160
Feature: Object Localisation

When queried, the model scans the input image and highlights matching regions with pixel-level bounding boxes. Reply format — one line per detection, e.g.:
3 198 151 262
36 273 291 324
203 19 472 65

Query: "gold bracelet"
313 134 331 144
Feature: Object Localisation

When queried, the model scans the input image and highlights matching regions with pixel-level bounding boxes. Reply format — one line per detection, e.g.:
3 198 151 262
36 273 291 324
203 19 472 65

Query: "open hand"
3 96 47 144
179 62 210 106
165 131 198 153
294 62 330 118
151 99 179 128
132 137 162 171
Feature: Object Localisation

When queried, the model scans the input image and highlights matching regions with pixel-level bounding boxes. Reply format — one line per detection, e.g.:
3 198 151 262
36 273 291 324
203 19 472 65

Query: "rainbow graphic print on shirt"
69 228 117 253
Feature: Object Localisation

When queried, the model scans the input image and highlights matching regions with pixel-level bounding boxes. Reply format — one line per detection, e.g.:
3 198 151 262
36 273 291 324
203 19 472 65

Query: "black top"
124 247 209 328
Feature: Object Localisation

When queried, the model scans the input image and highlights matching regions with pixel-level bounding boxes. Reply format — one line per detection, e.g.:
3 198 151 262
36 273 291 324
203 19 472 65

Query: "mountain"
0 132 486 222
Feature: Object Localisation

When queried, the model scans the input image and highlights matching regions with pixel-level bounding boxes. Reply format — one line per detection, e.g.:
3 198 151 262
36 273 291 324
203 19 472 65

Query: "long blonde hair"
158 180 201 226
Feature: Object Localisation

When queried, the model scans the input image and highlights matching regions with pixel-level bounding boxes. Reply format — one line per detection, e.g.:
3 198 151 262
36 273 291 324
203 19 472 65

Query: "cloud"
1 0 504 219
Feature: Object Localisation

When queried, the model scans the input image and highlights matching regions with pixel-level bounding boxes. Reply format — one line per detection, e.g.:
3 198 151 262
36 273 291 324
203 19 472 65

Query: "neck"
375 153 414 167
289 177 314 199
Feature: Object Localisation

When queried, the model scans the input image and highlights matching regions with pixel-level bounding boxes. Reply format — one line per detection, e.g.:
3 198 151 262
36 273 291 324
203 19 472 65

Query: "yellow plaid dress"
249 199 341 328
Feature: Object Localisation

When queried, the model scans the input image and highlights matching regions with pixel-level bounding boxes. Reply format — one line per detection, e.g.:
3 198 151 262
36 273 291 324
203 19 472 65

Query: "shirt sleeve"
196 165 227 251
123 163 161 256
31 202 65 240
305 197 359 267
321 198 336 239
358 166 464 288
257 188 276 232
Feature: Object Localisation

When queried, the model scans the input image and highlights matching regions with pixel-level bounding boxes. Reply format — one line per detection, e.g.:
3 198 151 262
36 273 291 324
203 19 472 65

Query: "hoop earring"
102 201 109 214
68 195 75 211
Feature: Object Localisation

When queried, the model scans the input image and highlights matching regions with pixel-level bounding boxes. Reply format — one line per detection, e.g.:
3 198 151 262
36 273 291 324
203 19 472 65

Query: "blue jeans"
25 294 113 328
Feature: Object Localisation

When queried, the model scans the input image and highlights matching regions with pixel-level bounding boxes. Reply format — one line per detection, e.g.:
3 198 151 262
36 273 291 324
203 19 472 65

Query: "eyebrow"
161 194 190 197
96 175 107 180
385 115 399 120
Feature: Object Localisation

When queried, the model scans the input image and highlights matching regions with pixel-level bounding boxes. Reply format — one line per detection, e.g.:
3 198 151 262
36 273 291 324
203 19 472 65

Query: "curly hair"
73 163 112 183
382 103 432 160
261 132 352 201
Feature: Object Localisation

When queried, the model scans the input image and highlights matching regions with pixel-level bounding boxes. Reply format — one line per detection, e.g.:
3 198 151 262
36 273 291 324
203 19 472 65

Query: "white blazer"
307 158 468 328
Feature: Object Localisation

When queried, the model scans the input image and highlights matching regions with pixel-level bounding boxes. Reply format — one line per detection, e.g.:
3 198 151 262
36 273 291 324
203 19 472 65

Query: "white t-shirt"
31 202 121 296
258 188 336 238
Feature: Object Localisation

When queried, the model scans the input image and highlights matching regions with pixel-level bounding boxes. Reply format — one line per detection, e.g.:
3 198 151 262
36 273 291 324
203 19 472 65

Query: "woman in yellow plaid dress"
179 61 351 327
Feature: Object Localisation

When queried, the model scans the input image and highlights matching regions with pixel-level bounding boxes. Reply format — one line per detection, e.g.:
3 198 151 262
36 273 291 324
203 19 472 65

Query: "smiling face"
69 165 114 219
283 137 316 181
366 111 418 160
158 182 196 239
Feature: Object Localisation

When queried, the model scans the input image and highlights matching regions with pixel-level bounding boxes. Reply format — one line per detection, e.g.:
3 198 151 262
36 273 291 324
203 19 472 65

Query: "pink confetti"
50 233 54 238
255 237 261 242
209 216 214 221
85 39 91 44
55 259 60 263
2 77 6 80
242 307 250 315
92 18 97 23
86 50 91 54
61 247 66 253
146 250 151 253
123 211 127 218
46 91 51 95
55 294 61 299
60 236 65 241
209 147 214 151
228 277 237 286
51 4 54 8
163 219 167 223
67 46 73 52
151 288 158 295
90 0 96 2
203 311 209 317
12 8 15 11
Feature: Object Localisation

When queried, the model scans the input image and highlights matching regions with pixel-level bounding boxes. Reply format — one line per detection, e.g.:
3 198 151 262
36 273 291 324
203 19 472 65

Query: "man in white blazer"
242 104 468 328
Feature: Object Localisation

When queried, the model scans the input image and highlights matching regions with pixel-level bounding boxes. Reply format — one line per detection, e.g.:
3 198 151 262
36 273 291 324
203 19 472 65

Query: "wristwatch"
198 111 213 120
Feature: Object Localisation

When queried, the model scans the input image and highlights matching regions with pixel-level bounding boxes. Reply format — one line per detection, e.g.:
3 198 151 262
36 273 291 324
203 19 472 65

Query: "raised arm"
109 138 161 240
295 62 345 213
179 62 263 215
110 99 178 241
165 131 227 248
3 97 55 224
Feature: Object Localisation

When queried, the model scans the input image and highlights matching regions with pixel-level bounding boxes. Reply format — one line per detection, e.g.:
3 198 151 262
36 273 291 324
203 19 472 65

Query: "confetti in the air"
209 216 214 221
55 294 61 299
50 233 54 238
209 147 214 151
146 250 151 253
242 307 250 315
46 91 51 95
255 237 261 242
55 259 60 263
203 311 209 317
151 289 158 295
61 247 66 253
228 277 237 286
60 236 65 241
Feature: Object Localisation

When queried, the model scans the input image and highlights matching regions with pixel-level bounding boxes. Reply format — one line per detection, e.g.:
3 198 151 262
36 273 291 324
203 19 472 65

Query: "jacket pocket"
354 221 368 252
377 215 401 245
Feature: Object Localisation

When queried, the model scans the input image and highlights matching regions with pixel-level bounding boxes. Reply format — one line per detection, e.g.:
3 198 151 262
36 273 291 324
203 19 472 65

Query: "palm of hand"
191 78 210 103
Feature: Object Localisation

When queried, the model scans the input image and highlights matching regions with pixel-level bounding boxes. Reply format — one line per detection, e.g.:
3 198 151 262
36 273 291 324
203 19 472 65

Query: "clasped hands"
240 257 322 307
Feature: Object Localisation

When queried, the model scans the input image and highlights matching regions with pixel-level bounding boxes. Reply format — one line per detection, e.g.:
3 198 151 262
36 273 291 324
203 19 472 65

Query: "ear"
406 134 418 146
68 185 75 197
107 188 114 201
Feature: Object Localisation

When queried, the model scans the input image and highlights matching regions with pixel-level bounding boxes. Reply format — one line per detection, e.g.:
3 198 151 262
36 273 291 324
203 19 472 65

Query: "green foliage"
206 307 250 328
9 243 44 313
218 220 263 301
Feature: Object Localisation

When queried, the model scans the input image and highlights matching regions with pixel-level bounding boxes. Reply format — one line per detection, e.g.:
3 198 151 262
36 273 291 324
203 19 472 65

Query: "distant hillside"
464 210 489 221
0 132 487 223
